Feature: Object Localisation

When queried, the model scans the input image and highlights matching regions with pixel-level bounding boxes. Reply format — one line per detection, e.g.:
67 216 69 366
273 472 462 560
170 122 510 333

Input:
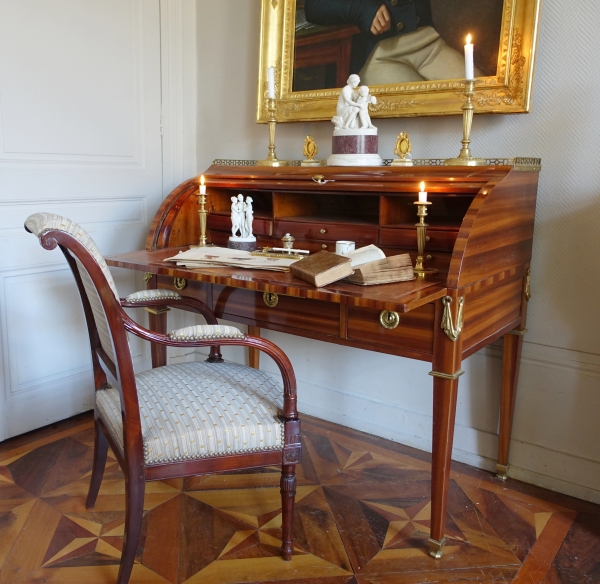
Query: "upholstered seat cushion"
96 361 285 465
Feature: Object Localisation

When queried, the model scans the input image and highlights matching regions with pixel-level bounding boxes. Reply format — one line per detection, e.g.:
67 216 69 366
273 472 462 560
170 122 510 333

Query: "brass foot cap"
496 463 509 480
428 537 446 559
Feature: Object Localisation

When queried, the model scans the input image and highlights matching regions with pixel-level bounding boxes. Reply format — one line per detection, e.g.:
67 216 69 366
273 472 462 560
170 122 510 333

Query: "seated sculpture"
331 74 377 131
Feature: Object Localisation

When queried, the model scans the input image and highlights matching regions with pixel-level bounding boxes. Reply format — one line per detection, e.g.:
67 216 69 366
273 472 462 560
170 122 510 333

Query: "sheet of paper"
342 244 386 268
164 247 298 271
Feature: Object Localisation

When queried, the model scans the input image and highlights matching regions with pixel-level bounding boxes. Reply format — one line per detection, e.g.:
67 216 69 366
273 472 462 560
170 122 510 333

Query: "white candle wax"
418 181 427 203
267 67 275 99
464 34 474 80
199 175 206 195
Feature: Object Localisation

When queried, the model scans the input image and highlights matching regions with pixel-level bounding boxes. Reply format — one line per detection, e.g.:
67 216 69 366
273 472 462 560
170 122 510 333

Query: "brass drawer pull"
321 244 328 250
263 292 279 307
174 277 187 290
379 310 400 329
426 235 431 242
320 228 327 234
426 255 432 260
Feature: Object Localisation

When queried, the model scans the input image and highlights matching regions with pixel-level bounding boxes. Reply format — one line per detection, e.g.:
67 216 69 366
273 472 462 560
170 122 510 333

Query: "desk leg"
497 329 525 479
247 326 261 369
147 309 168 368
429 295 464 559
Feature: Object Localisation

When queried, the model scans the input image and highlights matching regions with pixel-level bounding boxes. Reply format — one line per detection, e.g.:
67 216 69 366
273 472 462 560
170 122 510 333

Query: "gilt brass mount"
379 310 400 329
428 537 446 559
496 463 509 480
174 277 187 290
441 296 464 342
263 292 279 307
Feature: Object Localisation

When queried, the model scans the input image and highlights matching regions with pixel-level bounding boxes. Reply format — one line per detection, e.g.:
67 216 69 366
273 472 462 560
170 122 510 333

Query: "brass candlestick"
445 79 486 167
197 178 212 247
257 98 288 167
414 201 438 277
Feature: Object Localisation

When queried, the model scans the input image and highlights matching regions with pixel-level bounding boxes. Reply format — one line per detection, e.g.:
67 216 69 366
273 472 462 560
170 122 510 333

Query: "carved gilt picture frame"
257 0 541 123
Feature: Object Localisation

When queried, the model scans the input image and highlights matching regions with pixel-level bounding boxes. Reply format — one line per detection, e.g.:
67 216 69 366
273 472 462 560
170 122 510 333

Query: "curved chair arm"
121 315 298 419
120 289 219 325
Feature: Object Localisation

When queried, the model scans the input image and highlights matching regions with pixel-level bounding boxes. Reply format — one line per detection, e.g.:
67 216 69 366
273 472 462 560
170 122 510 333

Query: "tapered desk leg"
428 295 464 559
497 329 525 479
248 326 261 369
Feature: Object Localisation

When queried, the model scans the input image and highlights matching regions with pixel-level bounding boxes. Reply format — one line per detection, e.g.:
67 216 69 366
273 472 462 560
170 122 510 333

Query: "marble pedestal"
327 128 383 166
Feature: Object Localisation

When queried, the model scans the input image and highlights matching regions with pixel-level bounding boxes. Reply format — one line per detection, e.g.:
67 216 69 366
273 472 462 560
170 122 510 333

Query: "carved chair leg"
280 465 297 561
85 419 109 509
117 473 145 584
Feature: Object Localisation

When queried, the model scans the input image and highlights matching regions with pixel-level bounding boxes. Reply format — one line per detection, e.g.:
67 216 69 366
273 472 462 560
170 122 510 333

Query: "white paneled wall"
196 0 600 503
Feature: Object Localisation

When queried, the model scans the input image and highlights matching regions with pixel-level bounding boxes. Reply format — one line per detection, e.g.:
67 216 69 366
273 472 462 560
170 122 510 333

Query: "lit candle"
267 66 275 99
464 34 474 80
418 181 427 203
199 175 206 195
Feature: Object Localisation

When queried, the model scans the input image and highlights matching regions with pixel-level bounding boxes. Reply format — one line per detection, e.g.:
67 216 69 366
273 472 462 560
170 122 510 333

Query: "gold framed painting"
257 0 541 122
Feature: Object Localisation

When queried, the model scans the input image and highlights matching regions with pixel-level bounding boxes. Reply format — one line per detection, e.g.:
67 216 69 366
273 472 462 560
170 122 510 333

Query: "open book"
290 245 414 287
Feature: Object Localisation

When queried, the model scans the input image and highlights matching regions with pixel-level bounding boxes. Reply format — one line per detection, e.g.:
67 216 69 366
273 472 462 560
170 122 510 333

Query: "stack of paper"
164 247 298 272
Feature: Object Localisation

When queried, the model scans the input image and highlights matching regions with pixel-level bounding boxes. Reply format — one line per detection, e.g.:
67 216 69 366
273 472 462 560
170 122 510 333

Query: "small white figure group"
231 194 254 239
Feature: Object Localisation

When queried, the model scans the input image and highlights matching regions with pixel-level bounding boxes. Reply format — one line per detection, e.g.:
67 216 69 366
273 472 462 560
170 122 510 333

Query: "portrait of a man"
293 0 503 91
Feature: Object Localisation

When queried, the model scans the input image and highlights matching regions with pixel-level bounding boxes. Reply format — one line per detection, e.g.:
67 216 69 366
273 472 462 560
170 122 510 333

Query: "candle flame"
466 34 472 45
200 175 205 186
420 181 425 192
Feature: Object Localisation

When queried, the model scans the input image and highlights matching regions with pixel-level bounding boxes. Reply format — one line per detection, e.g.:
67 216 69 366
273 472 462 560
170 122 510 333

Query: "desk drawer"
347 303 434 354
274 220 378 244
380 227 458 252
213 286 340 336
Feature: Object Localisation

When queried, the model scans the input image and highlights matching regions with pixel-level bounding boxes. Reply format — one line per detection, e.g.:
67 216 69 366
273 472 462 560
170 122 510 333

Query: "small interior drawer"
380 227 458 252
274 220 378 244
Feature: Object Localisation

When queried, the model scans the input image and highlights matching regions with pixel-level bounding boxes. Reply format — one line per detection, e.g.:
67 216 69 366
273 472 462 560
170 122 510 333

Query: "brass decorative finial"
301 135 322 166
391 132 413 166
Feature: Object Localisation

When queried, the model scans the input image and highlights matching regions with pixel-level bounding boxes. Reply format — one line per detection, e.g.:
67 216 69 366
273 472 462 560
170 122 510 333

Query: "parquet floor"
0 413 599 583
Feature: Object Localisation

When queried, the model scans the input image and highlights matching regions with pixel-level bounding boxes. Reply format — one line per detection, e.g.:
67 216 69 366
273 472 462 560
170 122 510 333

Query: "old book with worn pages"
345 252 414 285
289 251 353 287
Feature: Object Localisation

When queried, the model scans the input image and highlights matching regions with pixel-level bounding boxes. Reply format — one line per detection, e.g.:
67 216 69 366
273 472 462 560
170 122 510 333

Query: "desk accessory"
196 175 213 247
391 132 413 166
414 182 438 277
228 194 257 251
444 79 486 167
327 75 383 167
335 240 355 254
301 136 322 166
257 68 288 167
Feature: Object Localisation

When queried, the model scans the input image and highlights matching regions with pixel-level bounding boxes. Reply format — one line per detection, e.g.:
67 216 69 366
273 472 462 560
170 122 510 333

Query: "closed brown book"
345 253 414 285
290 251 353 287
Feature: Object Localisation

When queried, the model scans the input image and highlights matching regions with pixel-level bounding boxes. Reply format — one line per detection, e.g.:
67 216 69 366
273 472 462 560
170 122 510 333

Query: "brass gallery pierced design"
441 296 464 342
379 310 400 330
174 277 187 290
263 292 279 307
257 0 541 122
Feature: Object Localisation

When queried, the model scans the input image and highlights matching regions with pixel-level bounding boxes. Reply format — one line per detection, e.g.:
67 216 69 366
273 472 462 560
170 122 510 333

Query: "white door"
0 0 163 439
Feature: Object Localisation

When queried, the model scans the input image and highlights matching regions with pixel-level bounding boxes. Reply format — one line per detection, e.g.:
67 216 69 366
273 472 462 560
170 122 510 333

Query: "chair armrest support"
120 289 219 324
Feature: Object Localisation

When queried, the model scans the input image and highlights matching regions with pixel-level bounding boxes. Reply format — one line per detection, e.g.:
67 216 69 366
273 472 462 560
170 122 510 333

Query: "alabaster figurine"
328 74 383 167
228 194 256 251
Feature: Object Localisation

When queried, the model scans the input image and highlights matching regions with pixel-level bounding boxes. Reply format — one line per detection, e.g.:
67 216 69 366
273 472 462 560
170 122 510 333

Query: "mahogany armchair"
24 213 301 584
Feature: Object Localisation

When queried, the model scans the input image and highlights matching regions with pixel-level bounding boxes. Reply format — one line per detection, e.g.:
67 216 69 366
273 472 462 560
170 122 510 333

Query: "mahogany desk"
106 161 540 558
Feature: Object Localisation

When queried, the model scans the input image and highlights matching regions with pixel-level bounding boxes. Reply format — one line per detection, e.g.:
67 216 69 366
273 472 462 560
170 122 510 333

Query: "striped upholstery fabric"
96 361 285 464
169 325 245 341
126 289 182 303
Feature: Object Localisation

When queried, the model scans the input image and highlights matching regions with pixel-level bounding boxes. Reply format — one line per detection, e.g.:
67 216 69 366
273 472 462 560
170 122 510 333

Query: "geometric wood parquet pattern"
1 413 599 583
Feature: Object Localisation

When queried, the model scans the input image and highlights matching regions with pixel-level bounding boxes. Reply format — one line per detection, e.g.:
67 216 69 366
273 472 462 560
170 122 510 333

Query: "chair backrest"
25 212 140 393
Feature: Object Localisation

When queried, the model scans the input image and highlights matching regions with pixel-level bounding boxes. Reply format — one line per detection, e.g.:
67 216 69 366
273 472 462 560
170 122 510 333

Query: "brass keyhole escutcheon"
379 310 400 329
263 292 279 308
174 277 187 290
